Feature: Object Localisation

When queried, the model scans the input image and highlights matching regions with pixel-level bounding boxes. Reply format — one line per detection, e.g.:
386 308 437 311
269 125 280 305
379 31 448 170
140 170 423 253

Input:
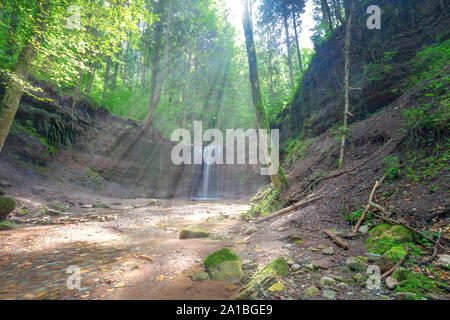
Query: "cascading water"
192 144 222 200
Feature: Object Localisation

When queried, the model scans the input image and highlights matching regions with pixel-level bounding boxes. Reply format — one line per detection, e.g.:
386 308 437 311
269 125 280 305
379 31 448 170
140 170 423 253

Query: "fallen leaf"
156 275 165 281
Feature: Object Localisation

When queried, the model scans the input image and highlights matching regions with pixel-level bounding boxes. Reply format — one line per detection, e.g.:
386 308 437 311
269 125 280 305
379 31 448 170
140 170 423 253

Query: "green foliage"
345 207 373 224
382 155 401 180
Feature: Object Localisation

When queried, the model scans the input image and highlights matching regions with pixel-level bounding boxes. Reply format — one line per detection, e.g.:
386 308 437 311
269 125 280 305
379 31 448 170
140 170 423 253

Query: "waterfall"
192 144 222 200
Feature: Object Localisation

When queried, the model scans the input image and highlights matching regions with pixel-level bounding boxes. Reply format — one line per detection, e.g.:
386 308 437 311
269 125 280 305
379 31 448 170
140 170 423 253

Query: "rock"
383 245 407 264
366 252 382 263
285 258 295 266
304 286 320 299
345 257 367 272
179 227 210 239
189 271 210 281
0 221 16 231
393 292 416 300
365 224 413 254
204 248 244 283
146 199 159 206
386 276 398 289
308 246 321 253
0 196 16 220
93 203 111 209
0 188 5 196
436 255 450 269
322 248 334 255
374 257 395 273
322 289 336 300
391 267 409 281
268 283 284 293
311 259 332 269
337 282 349 290
378 295 391 300
319 276 336 287
291 264 301 272
358 225 369 233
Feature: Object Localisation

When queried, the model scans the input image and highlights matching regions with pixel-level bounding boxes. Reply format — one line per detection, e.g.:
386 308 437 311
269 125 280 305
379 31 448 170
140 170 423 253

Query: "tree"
242 0 289 192
338 0 355 168
0 0 50 153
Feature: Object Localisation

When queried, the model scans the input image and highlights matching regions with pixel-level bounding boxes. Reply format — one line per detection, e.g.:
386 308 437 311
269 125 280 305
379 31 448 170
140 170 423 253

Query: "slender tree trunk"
103 55 112 101
321 0 334 33
72 67 83 115
242 0 288 192
338 1 354 168
0 1 49 153
291 6 303 74
268 46 275 99
283 10 295 89
142 0 173 131
6 12 19 57
334 0 344 25
122 34 131 92
112 51 120 90
183 45 192 103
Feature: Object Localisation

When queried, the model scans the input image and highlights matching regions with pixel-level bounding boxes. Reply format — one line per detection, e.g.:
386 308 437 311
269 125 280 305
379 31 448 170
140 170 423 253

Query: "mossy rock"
93 203 111 209
392 267 409 281
383 245 407 264
236 257 289 299
204 248 243 283
0 196 16 220
395 273 439 299
0 220 17 231
0 188 5 196
179 227 210 239
365 224 413 254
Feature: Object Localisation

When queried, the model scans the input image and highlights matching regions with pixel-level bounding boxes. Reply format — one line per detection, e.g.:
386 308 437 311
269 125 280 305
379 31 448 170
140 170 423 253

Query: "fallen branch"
254 196 323 224
368 205 445 251
323 229 349 249
352 174 387 234
381 244 409 279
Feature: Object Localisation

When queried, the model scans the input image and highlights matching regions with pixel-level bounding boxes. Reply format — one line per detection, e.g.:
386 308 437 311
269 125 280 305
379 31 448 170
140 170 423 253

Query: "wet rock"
311 259 331 269
204 248 243 283
319 276 336 287
322 289 336 300
337 282 349 290
0 196 16 220
345 257 367 272
49 202 70 212
374 256 395 273
47 209 61 216
304 286 320 299
179 227 210 239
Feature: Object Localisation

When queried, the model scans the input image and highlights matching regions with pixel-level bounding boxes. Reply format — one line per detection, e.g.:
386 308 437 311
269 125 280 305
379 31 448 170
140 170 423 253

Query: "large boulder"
365 224 413 254
204 248 243 283
0 196 16 220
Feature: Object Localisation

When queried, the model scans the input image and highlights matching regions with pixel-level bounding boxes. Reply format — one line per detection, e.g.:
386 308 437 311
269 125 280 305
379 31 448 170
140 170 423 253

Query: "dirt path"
0 200 252 300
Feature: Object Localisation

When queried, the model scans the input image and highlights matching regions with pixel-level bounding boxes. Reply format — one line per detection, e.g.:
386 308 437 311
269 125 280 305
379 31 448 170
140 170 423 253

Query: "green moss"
395 273 440 299
383 245 407 264
204 248 240 270
365 224 413 255
179 228 210 239
0 220 17 231
93 203 110 209
0 196 16 219
246 187 281 218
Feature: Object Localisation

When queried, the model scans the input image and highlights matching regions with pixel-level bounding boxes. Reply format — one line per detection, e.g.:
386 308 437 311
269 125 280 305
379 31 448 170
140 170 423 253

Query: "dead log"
323 229 349 249
352 174 387 234
254 196 323 224
381 244 409 279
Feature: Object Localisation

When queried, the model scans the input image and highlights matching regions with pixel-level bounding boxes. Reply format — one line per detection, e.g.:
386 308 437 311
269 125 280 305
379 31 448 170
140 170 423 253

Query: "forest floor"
1 194 433 301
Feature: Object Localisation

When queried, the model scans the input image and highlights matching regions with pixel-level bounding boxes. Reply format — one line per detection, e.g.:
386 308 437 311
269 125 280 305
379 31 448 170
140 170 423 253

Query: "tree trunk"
242 0 288 192
183 45 192 103
291 6 303 74
122 34 131 92
321 0 334 33
142 0 173 131
111 51 120 90
103 55 112 101
0 1 49 153
283 10 295 89
334 0 344 25
6 12 19 57
72 67 83 115
338 1 354 168
268 43 275 99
